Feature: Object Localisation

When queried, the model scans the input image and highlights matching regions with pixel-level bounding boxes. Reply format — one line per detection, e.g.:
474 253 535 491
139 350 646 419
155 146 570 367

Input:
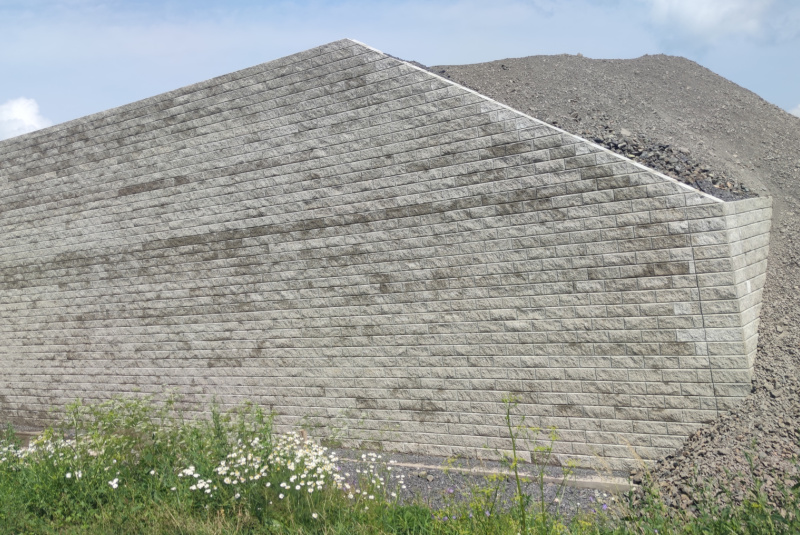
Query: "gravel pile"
427 52 800 511
577 123 751 201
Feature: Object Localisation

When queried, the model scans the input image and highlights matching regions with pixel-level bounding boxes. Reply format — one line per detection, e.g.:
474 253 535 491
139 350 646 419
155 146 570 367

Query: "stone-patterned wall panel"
0 39 771 470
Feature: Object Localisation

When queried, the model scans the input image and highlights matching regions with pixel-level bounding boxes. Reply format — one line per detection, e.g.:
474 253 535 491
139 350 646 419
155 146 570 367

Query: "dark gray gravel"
333 448 626 520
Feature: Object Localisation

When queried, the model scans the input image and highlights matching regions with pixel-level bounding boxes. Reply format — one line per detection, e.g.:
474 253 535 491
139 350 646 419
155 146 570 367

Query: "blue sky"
1 0 799 140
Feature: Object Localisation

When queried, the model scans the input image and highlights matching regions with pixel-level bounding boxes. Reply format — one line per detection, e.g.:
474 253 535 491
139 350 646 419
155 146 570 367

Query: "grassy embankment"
1 395 798 534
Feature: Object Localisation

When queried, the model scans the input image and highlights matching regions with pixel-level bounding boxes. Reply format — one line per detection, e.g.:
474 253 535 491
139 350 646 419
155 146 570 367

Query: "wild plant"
2 394 800 534
499 393 576 534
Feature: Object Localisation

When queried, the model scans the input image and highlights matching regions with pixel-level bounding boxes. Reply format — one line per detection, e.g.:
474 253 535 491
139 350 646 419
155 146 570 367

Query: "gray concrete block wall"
0 39 771 469
721 199 772 374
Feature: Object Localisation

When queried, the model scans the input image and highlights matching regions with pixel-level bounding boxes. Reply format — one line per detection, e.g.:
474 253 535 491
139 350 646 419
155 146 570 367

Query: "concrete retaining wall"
0 39 771 468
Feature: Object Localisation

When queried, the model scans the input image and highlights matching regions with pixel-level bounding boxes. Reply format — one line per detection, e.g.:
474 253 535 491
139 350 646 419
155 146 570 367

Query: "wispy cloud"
790 104 800 118
0 98 52 141
643 0 774 45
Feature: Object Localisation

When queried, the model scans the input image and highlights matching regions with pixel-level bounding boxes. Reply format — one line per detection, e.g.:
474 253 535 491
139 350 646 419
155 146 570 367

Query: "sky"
1 0 799 141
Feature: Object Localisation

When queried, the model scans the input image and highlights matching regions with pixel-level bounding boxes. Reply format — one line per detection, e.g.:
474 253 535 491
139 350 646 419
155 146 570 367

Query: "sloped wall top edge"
344 38 725 204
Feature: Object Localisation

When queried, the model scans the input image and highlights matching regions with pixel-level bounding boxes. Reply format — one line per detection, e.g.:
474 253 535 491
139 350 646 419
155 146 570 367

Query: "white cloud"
0 97 52 140
790 104 800 118
645 0 773 42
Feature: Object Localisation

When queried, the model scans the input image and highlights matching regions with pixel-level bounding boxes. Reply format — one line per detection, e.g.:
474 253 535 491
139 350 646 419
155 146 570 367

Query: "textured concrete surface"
0 39 771 469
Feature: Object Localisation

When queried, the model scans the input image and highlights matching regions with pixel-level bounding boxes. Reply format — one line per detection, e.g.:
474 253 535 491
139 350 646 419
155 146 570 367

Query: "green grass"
0 395 798 534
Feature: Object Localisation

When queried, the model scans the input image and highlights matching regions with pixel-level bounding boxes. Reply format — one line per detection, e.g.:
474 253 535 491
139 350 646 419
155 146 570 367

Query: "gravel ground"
422 52 800 512
333 447 624 520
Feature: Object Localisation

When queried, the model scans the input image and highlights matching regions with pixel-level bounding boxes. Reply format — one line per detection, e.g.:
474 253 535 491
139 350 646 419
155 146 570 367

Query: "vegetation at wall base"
0 396 798 534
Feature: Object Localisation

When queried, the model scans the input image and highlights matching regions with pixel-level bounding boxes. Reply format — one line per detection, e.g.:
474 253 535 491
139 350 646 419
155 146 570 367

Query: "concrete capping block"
685 203 726 219
730 195 773 214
